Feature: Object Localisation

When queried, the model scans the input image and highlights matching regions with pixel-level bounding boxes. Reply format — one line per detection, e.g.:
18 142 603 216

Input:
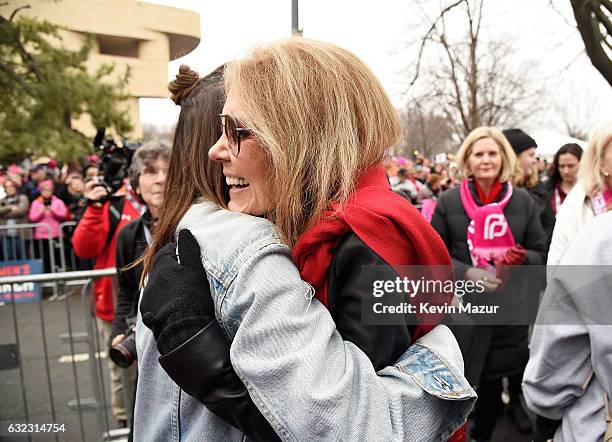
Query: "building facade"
2 0 200 138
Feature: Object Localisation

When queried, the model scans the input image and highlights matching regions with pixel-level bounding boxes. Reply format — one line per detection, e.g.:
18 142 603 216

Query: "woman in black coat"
503 128 556 256
431 126 546 441
108 141 170 430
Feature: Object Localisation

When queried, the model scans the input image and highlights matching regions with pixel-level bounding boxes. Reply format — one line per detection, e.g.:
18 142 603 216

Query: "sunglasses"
219 114 253 157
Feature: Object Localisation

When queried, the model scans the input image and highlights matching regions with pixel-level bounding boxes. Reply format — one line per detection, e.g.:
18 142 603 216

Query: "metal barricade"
0 269 131 442
58 221 83 273
0 223 63 297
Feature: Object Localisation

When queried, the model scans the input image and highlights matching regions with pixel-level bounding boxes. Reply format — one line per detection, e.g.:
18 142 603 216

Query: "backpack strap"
105 196 126 249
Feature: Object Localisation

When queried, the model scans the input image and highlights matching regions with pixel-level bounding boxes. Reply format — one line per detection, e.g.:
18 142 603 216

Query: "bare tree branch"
404 0 543 143
600 0 612 14
570 0 612 86
590 0 612 36
8 4 29 22
548 0 577 27
408 0 465 87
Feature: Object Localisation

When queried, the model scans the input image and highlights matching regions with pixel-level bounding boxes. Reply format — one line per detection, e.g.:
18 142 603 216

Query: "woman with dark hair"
548 123 612 266
547 143 583 216
135 40 475 442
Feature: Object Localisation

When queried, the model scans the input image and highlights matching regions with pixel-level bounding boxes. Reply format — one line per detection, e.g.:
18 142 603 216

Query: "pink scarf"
590 185 612 216
459 179 515 274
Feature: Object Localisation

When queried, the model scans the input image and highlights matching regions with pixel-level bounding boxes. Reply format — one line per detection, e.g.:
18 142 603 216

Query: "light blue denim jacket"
134 201 476 441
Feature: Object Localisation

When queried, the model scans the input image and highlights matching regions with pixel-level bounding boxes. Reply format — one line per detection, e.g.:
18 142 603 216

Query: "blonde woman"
547 122 612 266
504 129 556 256
136 40 476 441
431 126 546 439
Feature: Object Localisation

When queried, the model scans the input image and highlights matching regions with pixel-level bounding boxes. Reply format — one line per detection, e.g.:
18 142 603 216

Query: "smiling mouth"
226 176 251 190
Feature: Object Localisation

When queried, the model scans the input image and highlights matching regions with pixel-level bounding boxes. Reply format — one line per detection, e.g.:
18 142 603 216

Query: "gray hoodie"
523 211 612 441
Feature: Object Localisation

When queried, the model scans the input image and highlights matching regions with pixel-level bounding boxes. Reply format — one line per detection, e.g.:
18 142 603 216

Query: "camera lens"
109 334 137 368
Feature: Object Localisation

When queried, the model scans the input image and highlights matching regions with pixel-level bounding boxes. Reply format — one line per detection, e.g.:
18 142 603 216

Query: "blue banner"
0 260 43 303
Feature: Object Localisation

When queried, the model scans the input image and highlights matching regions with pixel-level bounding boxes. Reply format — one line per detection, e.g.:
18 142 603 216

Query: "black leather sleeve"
533 415 561 442
158 320 280 442
327 234 416 371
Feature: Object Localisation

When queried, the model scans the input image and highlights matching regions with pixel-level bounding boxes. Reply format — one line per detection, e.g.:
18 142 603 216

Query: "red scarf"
473 178 503 205
292 166 453 340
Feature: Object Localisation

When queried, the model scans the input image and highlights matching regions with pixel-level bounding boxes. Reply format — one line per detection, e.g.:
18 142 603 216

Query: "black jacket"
431 182 546 386
111 216 147 344
526 181 555 258
158 233 418 441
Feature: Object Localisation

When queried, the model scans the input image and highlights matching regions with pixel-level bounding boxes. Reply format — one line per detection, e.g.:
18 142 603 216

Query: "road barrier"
0 269 132 442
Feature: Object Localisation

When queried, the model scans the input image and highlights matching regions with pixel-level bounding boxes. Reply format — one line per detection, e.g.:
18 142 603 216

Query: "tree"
405 0 543 140
569 0 612 87
553 80 601 139
400 102 454 157
142 123 175 145
0 5 132 164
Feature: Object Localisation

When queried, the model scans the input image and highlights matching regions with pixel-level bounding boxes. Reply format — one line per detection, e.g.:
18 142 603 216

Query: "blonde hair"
513 160 539 189
578 122 612 197
456 126 517 182
224 38 402 247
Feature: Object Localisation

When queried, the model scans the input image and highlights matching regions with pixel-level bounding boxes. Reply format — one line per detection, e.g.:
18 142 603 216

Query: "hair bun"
169 64 200 105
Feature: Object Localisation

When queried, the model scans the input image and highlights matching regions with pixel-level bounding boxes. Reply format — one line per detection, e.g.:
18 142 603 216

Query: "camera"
109 317 137 368
92 128 140 201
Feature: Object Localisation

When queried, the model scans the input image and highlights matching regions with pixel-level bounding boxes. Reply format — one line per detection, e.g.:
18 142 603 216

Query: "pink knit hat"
37 179 54 191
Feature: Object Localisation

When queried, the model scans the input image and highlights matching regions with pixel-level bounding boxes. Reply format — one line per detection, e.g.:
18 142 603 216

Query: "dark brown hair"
141 64 226 278
548 143 583 185
426 173 442 187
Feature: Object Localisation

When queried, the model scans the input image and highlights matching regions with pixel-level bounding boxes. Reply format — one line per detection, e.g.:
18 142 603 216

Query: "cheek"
138 177 152 194
605 152 612 170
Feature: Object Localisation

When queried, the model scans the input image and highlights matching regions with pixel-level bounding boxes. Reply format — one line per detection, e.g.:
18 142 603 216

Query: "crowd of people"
0 161 93 272
1 36 611 442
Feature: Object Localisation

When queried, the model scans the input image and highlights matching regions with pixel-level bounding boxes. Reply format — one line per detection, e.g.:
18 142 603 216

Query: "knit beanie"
502 128 537 155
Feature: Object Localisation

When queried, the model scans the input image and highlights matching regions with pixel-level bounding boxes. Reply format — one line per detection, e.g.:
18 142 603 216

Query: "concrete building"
2 0 200 138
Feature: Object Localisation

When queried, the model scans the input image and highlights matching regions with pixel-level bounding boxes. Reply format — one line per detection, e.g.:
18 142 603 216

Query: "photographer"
71 145 146 427
28 180 68 273
111 142 170 346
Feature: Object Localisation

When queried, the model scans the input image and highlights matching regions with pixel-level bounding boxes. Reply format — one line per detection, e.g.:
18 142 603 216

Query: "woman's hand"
111 334 125 347
83 178 108 204
140 229 215 355
465 266 501 293
504 245 527 265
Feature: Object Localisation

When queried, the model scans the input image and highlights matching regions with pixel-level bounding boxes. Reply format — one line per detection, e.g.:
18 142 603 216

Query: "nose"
209 134 230 163
156 169 167 185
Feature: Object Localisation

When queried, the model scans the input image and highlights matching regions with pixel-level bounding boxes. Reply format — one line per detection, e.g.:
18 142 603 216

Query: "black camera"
92 128 140 201
109 317 137 368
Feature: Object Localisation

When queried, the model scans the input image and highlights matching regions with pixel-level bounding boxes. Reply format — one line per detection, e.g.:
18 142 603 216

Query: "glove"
503 244 527 266
140 229 215 356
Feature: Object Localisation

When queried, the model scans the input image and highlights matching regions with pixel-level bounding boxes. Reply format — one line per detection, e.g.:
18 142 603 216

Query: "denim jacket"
134 201 476 441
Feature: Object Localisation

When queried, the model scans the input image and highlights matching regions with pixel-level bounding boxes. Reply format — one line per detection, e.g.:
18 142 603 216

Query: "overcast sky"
140 0 611 136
